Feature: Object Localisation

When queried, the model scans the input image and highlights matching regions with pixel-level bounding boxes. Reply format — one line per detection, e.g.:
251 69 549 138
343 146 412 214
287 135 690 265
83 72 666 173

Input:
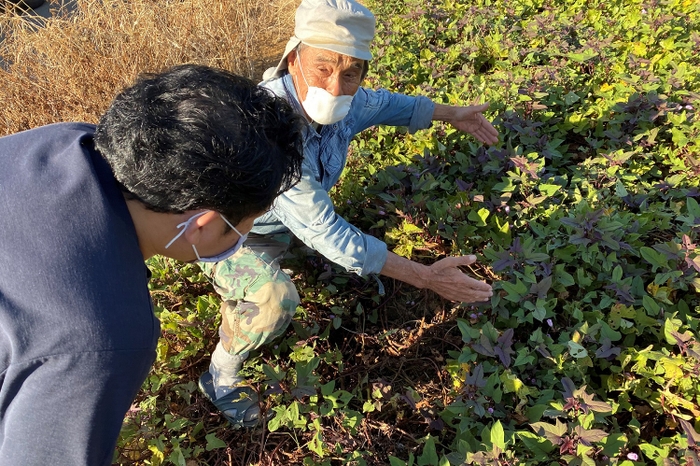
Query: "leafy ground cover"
122 0 700 464
3 0 699 464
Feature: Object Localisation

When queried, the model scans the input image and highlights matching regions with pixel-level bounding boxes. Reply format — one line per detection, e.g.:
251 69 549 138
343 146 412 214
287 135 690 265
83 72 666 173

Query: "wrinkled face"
288 45 365 101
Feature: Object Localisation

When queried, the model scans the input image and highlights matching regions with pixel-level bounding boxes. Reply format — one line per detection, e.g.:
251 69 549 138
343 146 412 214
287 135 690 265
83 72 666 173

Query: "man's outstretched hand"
381 252 492 304
433 102 499 146
448 103 499 145
423 255 493 303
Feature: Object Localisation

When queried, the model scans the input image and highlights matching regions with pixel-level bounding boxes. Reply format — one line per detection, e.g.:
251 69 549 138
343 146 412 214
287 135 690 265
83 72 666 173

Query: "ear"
287 49 309 104
182 210 218 245
287 48 298 68
287 49 300 78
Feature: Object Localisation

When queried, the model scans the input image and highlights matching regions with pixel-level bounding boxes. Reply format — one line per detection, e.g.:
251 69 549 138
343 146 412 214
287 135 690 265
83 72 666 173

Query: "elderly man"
0 64 304 465
197 0 498 427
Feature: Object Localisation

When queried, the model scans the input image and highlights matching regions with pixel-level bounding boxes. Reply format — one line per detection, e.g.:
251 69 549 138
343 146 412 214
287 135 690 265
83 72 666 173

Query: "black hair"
94 64 305 225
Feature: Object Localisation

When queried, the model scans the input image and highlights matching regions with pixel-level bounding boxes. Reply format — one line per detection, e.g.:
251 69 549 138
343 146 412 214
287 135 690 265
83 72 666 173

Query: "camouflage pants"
198 233 299 356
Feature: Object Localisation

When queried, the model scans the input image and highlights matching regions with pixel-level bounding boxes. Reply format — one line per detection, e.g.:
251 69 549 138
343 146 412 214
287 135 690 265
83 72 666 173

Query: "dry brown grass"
0 0 296 135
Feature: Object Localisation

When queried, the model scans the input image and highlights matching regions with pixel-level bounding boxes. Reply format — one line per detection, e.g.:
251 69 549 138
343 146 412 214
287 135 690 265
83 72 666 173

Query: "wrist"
407 260 430 289
432 103 456 123
380 252 430 289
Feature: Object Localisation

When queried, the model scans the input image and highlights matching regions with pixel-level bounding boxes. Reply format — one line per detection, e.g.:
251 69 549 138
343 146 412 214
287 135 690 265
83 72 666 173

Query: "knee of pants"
203 244 287 301
219 277 300 355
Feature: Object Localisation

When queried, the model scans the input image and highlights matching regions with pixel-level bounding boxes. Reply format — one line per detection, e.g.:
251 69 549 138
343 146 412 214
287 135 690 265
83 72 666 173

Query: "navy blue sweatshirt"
0 123 159 465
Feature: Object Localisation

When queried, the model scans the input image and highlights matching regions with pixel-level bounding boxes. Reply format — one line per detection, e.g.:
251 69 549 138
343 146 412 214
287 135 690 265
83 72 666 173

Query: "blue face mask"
164 211 248 262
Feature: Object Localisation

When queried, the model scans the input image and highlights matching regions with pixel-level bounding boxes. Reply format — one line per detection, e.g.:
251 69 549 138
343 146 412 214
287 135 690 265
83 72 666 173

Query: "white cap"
262 0 375 81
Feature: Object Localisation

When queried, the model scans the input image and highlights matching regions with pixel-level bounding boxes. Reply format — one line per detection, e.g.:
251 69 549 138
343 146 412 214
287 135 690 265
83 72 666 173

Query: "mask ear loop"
297 47 312 89
294 46 326 127
165 211 208 249
291 45 316 100
190 214 245 261
220 215 243 238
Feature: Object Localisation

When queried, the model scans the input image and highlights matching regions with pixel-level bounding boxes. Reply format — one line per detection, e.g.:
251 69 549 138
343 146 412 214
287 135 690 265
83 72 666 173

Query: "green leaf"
482 321 500 343
640 247 669 271
267 407 286 432
555 266 575 287
693 277 700 293
490 420 506 451
539 183 561 196
615 180 628 198
642 295 661 316
513 347 535 367
660 36 676 50
671 128 688 147
148 443 165 466
568 341 589 359
601 433 628 457
321 380 336 397
205 433 226 451
530 419 567 445
574 426 609 445
468 207 490 226
402 221 424 235
526 403 548 423
687 197 700 218
638 442 668 461
663 317 685 345
517 431 554 458
599 321 622 342
567 49 598 62
500 371 530 397
167 443 187 466
418 436 438 466
307 428 325 457
526 252 550 262
564 91 581 105
493 177 516 192
390 455 414 466
457 318 480 343
501 279 529 302
576 268 593 287
290 345 316 363
612 265 623 282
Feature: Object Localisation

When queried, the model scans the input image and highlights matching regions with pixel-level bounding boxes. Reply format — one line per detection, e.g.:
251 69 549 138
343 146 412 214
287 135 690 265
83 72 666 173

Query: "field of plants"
2 0 699 465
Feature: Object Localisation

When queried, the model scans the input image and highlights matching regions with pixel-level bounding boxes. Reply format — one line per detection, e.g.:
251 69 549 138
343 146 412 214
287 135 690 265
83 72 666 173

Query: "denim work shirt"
252 73 435 276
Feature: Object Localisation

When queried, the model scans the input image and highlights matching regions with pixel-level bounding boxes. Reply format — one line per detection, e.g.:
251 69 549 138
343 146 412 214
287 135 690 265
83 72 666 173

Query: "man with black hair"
0 64 304 465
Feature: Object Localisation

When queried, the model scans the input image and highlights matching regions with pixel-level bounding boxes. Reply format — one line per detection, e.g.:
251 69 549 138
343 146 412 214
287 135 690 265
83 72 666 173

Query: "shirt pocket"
320 123 354 189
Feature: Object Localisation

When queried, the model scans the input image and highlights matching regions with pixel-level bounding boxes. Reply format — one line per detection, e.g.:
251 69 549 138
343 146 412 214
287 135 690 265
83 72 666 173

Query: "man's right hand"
422 255 493 303
381 252 492 304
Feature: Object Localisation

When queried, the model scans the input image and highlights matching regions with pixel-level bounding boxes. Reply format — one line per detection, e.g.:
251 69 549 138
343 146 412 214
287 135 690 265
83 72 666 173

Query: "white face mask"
164 211 248 263
297 55 355 125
